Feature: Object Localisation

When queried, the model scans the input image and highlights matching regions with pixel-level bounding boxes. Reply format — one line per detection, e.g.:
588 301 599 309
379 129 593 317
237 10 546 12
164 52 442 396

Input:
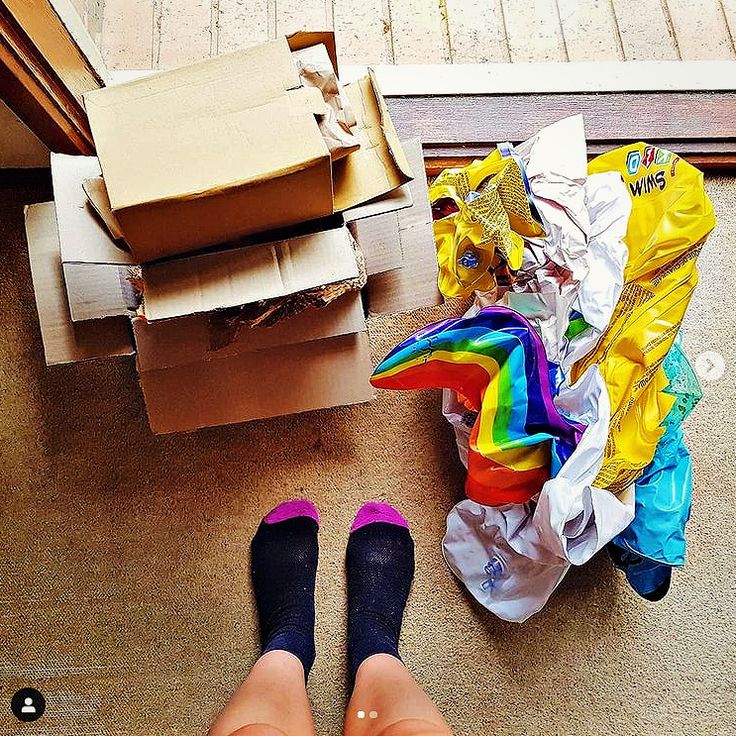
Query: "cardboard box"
134 292 373 433
364 136 442 314
50 151 412 324
83 34 412 262
26 140 440 433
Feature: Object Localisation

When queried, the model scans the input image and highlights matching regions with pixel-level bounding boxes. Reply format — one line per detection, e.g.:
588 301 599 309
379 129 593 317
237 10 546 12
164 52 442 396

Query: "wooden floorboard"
154 0 213 68
502 0 567 62
91 0 736 69
666 0 735 59
333 0 392 64
557 0 622 61
387 0 449 63
274 0 331 37
611 0 679 60
444 0 509 63
216 0 269 54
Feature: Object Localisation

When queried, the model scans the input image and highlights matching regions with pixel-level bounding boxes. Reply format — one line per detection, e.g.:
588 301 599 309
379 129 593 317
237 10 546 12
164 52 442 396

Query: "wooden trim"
425 153 736 177
344 61 736 94
0 1 101 154
386 93 736 143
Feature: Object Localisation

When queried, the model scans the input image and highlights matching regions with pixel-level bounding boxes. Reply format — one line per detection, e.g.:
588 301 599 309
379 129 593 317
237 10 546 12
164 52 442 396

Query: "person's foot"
250 499 319 680
346 501 415 685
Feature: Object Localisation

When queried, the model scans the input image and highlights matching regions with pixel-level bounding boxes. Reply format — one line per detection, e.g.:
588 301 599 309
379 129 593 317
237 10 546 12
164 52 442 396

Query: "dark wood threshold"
384 91 736 173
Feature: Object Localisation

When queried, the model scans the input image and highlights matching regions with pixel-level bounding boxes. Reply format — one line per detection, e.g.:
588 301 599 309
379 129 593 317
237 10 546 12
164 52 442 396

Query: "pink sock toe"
351 501 409 533
264 499 320 525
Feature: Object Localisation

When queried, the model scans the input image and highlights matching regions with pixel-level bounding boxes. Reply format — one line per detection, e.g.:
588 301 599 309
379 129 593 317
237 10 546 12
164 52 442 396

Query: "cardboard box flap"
134 290 366 371
332 73 414 212
51 153 135 265
287 31 339 76
84 37 331 212
368 68 413 180
366 138 442 314
138 332 375 434
342 180 413 222
25 202 134 365
288 85 330 116
141 226 360 322
82 176 125 241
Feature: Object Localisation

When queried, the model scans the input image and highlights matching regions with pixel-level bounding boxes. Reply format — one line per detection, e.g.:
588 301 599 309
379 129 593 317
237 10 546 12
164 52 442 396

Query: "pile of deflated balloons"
370 115 716 622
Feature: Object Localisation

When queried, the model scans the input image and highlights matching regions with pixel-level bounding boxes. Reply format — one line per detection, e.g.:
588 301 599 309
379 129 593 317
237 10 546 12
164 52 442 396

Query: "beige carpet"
1 174 734 736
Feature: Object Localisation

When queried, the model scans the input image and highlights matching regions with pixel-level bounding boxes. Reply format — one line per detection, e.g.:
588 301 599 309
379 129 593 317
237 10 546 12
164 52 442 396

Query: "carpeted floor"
1 174 734 736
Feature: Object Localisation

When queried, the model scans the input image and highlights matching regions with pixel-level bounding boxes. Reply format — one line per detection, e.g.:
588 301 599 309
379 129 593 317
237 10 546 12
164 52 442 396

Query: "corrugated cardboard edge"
133 290 367 371
140 226 361 322
25 202 134 365
63 262 140 321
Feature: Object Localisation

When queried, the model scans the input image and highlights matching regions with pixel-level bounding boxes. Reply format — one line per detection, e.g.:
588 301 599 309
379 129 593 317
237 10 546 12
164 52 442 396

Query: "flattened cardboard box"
50 152 137 322
26 141 440 433
25 202 134 365
140 226 361 322
25 203 372 430
84 34 412 261
133 290 367 371
365 137 442 313
138 333 374 434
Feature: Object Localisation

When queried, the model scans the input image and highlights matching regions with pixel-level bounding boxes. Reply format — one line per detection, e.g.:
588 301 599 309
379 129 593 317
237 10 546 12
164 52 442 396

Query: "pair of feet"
251 500 415 684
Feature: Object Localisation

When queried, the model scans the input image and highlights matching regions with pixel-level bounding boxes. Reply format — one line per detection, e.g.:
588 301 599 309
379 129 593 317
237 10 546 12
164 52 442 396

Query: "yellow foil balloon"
429 151 544 298
574 143 716 492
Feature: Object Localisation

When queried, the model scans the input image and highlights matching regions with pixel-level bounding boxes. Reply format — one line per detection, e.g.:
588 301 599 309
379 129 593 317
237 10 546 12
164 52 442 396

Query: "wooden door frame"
0 0 106 154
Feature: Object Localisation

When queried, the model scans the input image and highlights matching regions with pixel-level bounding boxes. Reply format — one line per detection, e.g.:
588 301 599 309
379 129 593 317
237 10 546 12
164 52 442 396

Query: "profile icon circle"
10 688 45 722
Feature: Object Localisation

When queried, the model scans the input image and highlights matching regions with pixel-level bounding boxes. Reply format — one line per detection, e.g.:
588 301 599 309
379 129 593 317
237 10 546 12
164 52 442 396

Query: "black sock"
346 512 415 685
250 509 318 680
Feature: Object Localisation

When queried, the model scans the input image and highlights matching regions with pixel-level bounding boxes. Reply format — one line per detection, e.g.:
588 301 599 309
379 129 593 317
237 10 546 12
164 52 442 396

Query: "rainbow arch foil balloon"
370 306 584 505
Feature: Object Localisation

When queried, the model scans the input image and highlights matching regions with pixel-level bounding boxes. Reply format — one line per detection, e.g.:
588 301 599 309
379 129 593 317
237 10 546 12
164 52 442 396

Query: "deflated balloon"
370 306 582 505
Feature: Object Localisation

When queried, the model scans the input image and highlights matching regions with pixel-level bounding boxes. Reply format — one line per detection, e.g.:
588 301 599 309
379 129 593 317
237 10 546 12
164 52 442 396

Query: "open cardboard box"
27 139 441 433
50 150 412 325
83 32 413 262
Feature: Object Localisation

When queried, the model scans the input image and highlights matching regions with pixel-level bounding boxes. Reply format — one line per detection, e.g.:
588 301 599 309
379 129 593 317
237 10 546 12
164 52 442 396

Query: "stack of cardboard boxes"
25 32 440 433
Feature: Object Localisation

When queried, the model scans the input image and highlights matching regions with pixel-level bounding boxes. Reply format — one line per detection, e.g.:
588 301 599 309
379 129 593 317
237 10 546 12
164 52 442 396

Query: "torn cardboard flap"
63 262 139 321
133 290 366 371
349 211 403 276
138 331 375 434
140 226 360 322
332 73 413 212
82 176 124 241
25 202 134 365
